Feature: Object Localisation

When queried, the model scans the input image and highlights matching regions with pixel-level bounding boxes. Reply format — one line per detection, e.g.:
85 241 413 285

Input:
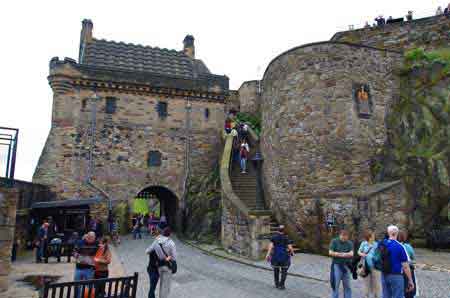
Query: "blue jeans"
331 264 352 298
74 267 94 298
240 157 247 172
147 269 160 298
36 242 46 262
381 273 404 298
133 227 142 239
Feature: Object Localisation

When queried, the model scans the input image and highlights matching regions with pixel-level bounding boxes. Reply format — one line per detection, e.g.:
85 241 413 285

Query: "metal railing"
0 127 18 186
43 273 138 298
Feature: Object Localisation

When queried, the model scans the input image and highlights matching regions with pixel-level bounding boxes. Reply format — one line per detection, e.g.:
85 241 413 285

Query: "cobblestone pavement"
189 241 450 298
115 235 325 298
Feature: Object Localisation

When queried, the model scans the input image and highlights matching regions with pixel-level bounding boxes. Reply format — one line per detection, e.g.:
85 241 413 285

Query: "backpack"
373 240 392 273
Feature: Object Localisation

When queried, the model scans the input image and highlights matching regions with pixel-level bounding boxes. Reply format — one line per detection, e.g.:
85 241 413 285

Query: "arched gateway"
135 186 179 229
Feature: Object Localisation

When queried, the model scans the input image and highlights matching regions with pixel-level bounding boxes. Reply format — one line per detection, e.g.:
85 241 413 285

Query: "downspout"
85 90 112 211
180 98 192 229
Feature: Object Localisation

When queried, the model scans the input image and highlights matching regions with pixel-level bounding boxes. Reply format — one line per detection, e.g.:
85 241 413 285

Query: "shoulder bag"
159 243 177 274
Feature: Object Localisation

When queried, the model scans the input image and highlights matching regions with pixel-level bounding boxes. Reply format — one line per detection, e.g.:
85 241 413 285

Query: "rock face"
33 20 228 224
0 187 18 292
260 42 409 251
332 15 450 51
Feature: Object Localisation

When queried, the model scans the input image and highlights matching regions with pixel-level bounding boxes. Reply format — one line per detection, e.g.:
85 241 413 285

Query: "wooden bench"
43 273 138 298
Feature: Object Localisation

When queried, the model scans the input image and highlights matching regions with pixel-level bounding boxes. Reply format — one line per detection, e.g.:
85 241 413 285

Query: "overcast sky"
0 1 439 181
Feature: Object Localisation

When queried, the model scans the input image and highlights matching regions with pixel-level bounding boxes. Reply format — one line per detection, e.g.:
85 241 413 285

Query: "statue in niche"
353 83 373 118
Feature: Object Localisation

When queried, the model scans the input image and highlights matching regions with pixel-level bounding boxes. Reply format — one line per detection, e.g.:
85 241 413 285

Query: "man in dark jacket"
73 231 98 298
36 222 49 263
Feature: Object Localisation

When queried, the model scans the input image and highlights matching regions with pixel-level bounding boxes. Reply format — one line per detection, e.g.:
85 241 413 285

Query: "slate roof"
81 38 210 78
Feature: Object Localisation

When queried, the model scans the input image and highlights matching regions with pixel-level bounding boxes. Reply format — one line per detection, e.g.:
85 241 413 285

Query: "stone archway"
136 186 179 229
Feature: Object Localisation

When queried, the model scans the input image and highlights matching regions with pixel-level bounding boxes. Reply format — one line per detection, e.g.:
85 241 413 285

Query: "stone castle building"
33 19 228 226
31 15 450 258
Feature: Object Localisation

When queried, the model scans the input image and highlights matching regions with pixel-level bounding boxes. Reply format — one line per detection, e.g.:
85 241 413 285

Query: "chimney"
79 19 93 63
80 19 93 43
183 35 195 59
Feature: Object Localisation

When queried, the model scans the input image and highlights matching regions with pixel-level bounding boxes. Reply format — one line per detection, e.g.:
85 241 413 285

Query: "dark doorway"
136 186 178 229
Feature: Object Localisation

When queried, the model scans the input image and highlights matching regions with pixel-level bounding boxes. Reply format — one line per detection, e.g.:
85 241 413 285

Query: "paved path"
115 235 326 298
116 235 450 298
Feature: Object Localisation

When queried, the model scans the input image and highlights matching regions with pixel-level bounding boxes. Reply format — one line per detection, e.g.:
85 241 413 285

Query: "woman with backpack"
265 225 294 290
358 230 381 298
240 140 250 174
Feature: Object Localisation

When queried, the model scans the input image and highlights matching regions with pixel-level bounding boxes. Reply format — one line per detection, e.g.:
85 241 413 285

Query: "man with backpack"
329 230 354 298
374 225 414 298
145 225 161 298
145 224 177 298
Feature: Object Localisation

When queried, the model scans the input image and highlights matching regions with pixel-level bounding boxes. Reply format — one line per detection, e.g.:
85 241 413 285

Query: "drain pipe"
85 90 112 211
180 98 192 230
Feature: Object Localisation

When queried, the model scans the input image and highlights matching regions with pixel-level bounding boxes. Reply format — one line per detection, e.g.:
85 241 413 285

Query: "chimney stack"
183 35 195 59
80 19 93 43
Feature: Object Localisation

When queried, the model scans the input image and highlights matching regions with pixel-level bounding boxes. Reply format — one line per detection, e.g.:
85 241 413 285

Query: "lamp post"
252 152 265 210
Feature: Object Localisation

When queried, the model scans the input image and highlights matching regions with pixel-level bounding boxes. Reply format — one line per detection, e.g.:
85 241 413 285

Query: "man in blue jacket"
381 225 414 298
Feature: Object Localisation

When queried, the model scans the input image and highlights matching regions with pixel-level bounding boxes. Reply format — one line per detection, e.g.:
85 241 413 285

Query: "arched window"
105 97 118 114
204 108 210 120
148 150 162 167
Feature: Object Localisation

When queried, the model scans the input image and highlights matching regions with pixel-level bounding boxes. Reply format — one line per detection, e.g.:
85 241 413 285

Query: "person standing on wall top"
398 231 417 298
445 4 450 16
329 229 354 298
266 225 294 290
240 139 250 174
375 225 414 298
436 6 443 15
406 11 413 21
358 230 381 298
375 15 386 26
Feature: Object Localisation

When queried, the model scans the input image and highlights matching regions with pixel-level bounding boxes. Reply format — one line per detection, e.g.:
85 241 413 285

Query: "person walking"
265 225 294 290
73 232 98 298
36 221 49 263
132 215 142 240
145 225 163 298
398 231 417 298
358 230 380 298
145 226 177 298
94 236 112 298
239 140 250 174
378 225 414 298
329 229 354 298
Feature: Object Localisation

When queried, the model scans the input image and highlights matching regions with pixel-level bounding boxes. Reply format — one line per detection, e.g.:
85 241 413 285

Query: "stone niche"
260 42 406 251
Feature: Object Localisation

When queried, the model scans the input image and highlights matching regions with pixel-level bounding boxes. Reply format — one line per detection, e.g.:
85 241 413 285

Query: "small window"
157 101 168 119
81 98 88 111
105 97 117 114
204 108 210 120
148 151 162 167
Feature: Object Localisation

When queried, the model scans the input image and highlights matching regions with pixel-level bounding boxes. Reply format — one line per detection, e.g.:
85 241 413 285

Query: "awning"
31 198 102 209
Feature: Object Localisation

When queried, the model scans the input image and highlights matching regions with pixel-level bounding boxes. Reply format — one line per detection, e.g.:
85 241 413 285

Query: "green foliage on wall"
113 202 130 235
183 164 222 243
236 112 261 135
384 48 450 233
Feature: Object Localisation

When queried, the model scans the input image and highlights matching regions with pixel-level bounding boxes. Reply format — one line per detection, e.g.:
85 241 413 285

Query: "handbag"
159 243 177 274
357 246 373 278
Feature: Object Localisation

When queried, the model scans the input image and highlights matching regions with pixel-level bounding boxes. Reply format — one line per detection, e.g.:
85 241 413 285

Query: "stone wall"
238 81 260 116
0 187 18 292
33 60 225 209
225 90 240 114
260 42 407 251
332 15 450 51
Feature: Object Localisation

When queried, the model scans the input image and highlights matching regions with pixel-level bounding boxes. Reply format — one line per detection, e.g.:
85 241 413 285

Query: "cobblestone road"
116 235 325 298
116 235 450 298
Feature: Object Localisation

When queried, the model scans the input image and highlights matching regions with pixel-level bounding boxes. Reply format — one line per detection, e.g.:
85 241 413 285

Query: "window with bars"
148 151 162 167
105 97 118 114
157 101 168 119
